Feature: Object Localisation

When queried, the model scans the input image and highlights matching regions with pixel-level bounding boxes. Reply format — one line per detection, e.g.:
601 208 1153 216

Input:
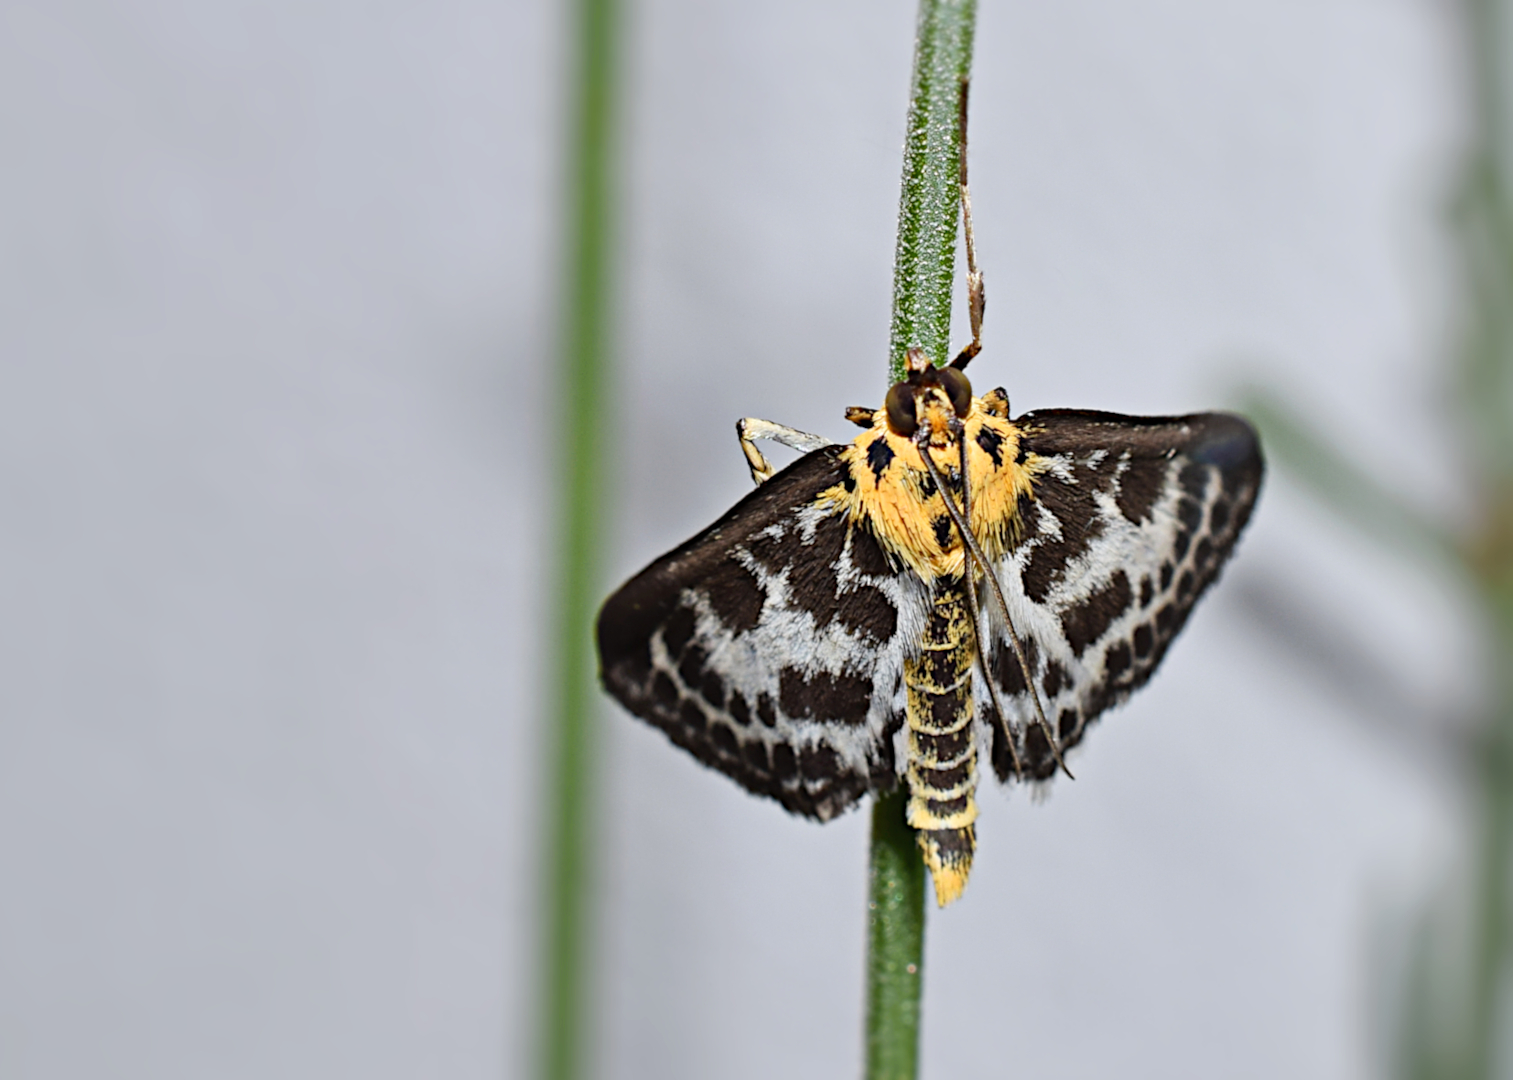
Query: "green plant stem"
887 0 978 382
866 1 976 1077
539 0 618 1072
866 792 928 1080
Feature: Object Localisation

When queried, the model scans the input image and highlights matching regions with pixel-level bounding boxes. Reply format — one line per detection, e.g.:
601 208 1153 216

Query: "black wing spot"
866 437 896 480
1155 604 1177 634
1057 707 1079 739
835 584 898 644
996 647 1027 695
1195 537 1214 569
1042 660 1066 698
779 668 872 724
1063 570 1132 657
706 567 765 635
729 694 752 727
990 724 1018 782
1159 562 1174 591
1133 623 1154 659
699 669 727 710
1179 461 1209 500
1176 494 1204 532
1116 457 1165 524
652 672 679 711
1021 478 1106 603
849 523 894 576
801 744 842 783
677 643 709 689
743 739 770 772
993 633 1037 696
1177 569 1196 600
678 699 707 735
772 742 798 781
1139 575 1154 608
711 722 738 756
744 528 790 574
1105 640 1132 682
783 513 852 629
976 426 1004 466
756 693 777 728
1209 497 1231 533
1022 723 1054 776
663 606 697 657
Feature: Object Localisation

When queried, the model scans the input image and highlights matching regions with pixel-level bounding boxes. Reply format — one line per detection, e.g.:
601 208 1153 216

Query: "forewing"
977 410 1263 781
598 446 928 821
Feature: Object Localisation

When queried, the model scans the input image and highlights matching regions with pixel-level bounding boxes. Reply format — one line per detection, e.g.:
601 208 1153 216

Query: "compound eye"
938 366 973 417
884 382 918 437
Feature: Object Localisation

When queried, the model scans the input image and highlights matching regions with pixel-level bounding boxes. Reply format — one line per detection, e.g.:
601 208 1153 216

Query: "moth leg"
951 78 986 371
735 418 833 486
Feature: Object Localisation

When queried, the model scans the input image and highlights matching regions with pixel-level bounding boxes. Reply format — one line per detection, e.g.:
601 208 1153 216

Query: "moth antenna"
957 433 1022 779
917 428 1072 780
951 77 985 372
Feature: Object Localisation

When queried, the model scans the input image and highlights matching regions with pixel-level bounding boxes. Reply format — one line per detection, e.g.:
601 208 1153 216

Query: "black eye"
938 367 973 417
884 382 917 436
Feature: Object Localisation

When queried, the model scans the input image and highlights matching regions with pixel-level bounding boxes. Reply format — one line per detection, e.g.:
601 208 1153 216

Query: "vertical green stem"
887 0 978 382
539 0 618 1073
867 1 976 1076
866 792 929 1079
1458 2 1513 1076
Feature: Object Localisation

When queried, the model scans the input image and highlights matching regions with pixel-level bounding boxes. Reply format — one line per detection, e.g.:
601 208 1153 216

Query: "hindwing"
977 410 1263 781
598 446 930 821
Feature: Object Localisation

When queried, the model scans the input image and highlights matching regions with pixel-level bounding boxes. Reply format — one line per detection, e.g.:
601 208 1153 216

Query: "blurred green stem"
539 0 618 1072
1251 3 1513 1077
1238 387 1455 565
867 1 975 1076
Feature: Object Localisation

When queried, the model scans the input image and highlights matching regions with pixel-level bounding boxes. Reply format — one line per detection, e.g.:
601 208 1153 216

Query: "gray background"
0 1 1477 1077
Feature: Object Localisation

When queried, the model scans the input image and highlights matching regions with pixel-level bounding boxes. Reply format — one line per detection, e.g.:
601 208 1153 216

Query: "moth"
596 122 1263 908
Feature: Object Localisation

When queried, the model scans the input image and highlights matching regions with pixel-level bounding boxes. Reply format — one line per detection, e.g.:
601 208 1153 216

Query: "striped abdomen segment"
903 577 979 906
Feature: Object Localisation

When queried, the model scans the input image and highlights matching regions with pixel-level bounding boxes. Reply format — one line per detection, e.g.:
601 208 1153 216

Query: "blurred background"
0 1 1494 1077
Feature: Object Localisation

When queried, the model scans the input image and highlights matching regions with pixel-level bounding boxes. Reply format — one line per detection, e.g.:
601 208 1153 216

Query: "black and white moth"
596 345 1262 905
598 95 1261 904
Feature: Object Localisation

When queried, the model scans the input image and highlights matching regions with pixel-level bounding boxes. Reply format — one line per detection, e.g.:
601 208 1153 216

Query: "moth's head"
884 347 972 447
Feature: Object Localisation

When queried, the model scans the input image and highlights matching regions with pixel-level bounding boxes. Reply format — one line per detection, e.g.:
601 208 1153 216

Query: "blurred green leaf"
1237 385 1457 565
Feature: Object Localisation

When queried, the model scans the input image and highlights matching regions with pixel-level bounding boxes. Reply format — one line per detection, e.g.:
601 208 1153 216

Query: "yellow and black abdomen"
903 577 978 906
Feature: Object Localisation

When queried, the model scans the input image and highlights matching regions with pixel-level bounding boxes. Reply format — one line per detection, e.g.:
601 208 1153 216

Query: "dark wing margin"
979 410 1264 781
597 446 925 821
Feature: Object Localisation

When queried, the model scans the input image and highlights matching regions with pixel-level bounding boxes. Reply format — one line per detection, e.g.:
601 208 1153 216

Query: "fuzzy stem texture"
887 0 978 383
867 0 976 1076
